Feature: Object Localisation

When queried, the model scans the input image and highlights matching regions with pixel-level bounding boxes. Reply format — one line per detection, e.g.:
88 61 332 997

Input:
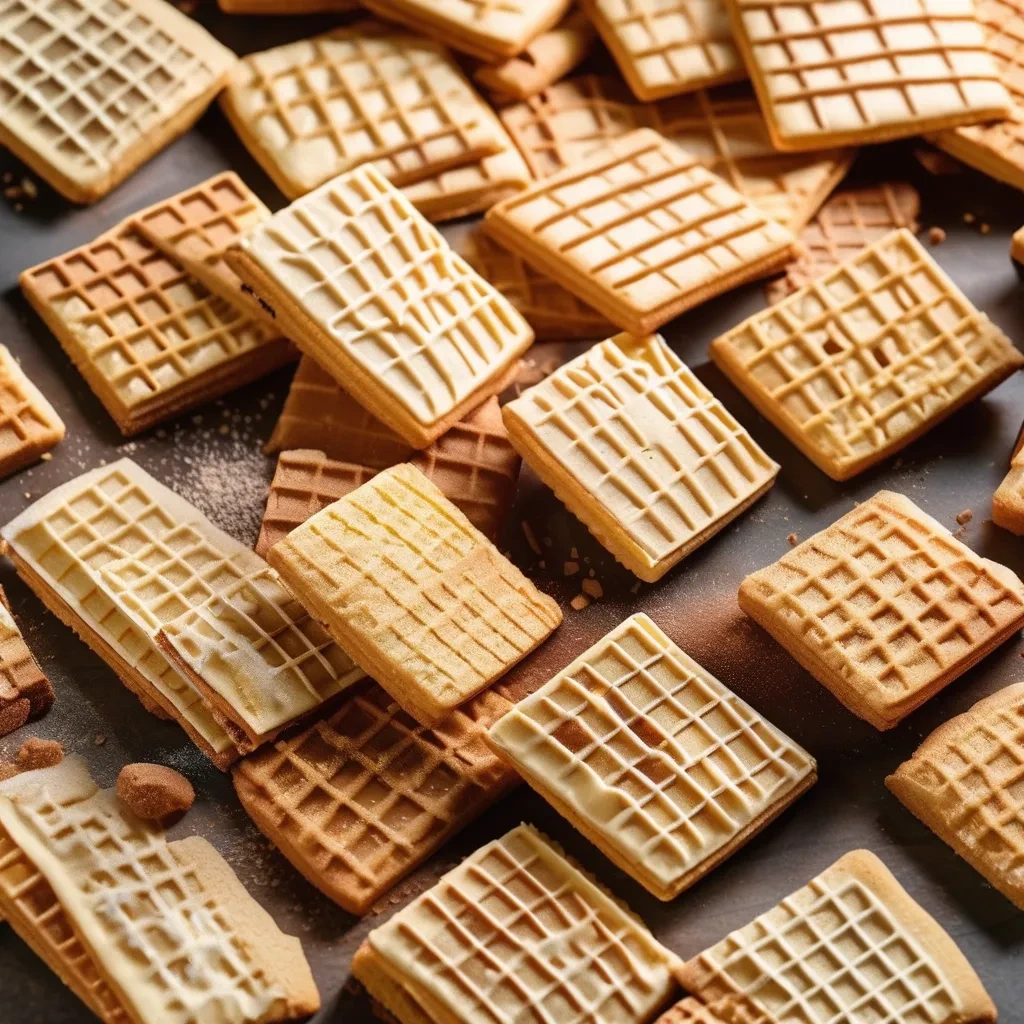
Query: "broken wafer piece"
503 333 779 582
739 490 1024 731
485 128 795 334
267 462 561 726
233 680 520 915
0 585 54 739
712 229 1024 481
887 682 1024 911
679 848 996 1024
993 420 1024 533
0 756 320 1023
227 164 533 448
353 824 682 1024
487 613 816 900
724 0 1011 152
20 220 294 437
0 344 64 478
0 0 236 204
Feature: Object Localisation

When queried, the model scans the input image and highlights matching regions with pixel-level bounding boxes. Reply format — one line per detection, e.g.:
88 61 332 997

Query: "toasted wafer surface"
654 998 728 1024
993 424 1024 533
0 345 64 480
0 587 54 739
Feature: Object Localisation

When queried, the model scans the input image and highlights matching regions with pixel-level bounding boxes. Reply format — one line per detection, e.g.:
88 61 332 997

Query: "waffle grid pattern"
0 600 53 735
0 345 64 475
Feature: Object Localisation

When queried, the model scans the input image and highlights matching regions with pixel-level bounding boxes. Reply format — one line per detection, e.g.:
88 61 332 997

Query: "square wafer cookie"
353 824 682 1024
583 0 745 101
766 183 921 302
0 0 236 204
359 0 572 62
0 585 54 739
993 425 1024 533
233 681 520 915
888 683 1024 911
227 165 533 449
499 77 854 232
0 757 320 1023
724 0 1012 152
130 172 272 323
20 221 294 437
711 229 1024 481
739 490 1024 731
503 333 779 582
0 344 64 479
267 463 561 726
220 24 504 201
485 128 796 334
487 613 816 900
678 849 996 1024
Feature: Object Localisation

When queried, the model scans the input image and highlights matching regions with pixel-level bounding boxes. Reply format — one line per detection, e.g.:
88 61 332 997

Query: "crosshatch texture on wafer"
993 427 1024 533
655 998 729 1024
487 613 815 900
712 230 1024 481
227 164 534 448
583 0 744 100
739 491 1024 731
0 0 236 203
679 848 997 1024
0 586 54 738
220 24 505 201
0 344 64 479
356 824 682 1024
724 0 1012 151
233 680 520 915
19 221 293 436
499 76 855 231
0 757 320 1022
485 128 795 334
503 333 779 582
887 682 1024 910
267 463 561 725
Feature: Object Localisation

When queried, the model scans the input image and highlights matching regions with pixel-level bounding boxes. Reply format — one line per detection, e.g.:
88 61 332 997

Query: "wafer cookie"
503 333 779 581
0 0 236 204
221 24 504 201
267 463 561 725
353 824 682 1024
0 345 64 479
713 230 1024 481
739 490 1024 731
486 128 795 334
20 221 293 437
0 757 320 1023
487 613 815 900
0 585 54 739
583 0 744 100
679 848 996 1024
233 680 519 915
227 164 533 448
993 428 1024 533
724 0 1012 152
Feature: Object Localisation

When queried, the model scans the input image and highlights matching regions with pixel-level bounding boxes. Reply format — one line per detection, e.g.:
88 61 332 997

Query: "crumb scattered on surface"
963 212 975 224
956 509 973 526
563 560 579 576
980 222 991 235
787 532 799 546
582 579 603 599
928 226 946 245
40 452 52 461
116 763 195 820
93 733 106 746
16 737 64 771
570 594 591 611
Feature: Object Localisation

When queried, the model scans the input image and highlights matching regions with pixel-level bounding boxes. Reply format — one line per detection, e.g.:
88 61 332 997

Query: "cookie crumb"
928 226 946 245
963 212 976 224
787 532 799 546
570 594 591 611
93 732 106 746
582 579 603 599
116 763 195 820
980 222 991 235
563 560 579 576
956 509 973 526
16 737 64 772
40 452 52 461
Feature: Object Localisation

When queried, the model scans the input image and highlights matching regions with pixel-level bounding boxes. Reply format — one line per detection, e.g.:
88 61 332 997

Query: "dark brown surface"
1 8 1023 1021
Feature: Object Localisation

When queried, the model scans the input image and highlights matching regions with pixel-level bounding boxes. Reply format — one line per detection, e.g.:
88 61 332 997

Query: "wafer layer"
228 164 533 448
486 128 795 334
725 0 1011 151
993 427 1024 533
267 463 561 725
0 344 64 479
0 587 54 739
679 848 996 1024
487 613 815 900
503 333 779 581
0 0 236 203
712 230 1024 481
739 490 1024 730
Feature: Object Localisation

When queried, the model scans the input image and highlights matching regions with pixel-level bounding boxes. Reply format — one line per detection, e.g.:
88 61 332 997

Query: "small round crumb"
16 737 64 771
956 509 974 526
928 226 946 245
116 763 195 820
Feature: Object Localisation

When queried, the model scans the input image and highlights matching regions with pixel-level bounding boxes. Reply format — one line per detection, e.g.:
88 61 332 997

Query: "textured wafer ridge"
993 426 1024 534
0 345 64 480
0 587 55 738
655 998 728 1024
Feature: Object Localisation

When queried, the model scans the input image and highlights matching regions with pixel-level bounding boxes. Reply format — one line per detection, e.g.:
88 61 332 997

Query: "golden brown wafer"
993 424 1024 533
0 584 54 740
0 345 64 479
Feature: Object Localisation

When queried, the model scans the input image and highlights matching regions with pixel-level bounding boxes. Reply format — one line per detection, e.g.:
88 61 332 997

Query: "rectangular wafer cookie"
739 490 1024 730
0 585 54 739
487 613 816 900
0 344 64 479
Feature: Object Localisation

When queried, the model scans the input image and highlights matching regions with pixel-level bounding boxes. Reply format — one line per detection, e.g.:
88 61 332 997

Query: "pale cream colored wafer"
353 824 682 1024
0 584 54 739
227 164 533 449
487 613 816 900
993 423 1024 533
485 128 795 334
267 462 561 726
583 0 744 100
724 0 1011 152
712 229 1024 481
503 333 779 581
0 344 64 479
887 682 1024 911
0 0 236 204
679 849 996 1024
220 24 504 200
739 490 1024 731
